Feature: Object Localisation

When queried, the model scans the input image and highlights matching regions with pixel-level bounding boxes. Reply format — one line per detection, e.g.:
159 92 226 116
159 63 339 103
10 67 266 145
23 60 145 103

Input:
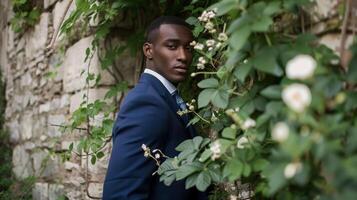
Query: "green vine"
10 0 41 34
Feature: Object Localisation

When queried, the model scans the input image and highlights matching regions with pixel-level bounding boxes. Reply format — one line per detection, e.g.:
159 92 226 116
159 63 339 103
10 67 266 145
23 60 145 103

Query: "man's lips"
173 65 188 73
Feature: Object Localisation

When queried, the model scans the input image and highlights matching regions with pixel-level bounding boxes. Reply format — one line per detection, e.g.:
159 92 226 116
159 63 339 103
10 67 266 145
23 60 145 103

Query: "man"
103 16 208 200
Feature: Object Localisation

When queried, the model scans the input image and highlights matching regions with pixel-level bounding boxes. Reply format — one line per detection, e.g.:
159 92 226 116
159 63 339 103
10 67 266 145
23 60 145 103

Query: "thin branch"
47 0 74 50
340 0 351 71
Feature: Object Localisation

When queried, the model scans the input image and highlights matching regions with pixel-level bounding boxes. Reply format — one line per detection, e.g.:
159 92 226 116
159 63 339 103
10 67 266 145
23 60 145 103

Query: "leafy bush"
152 1 357 199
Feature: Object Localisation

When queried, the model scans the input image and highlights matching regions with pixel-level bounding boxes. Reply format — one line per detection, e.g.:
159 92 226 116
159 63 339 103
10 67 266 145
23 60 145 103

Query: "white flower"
194 43 204 50
237 136 249 149
208 47 213 51
216 42 222 48
198 57 207 64
210 141 221 160
209 29 216 33
211 112 218 122
286 55 317 80
242 118 256 130
230 195 238 200
141 144 147 151
218 33 228 41
155 153 160 159
205 22 214 30
189 105 195 110
284 162 302 179
282 84 312 113
272 122 289 142
190 41 197 46
206 39 215 47
197 63 205 70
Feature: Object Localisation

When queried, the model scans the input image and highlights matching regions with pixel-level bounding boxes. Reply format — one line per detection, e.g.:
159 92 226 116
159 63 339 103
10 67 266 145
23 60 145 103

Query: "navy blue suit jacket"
103 73 208 200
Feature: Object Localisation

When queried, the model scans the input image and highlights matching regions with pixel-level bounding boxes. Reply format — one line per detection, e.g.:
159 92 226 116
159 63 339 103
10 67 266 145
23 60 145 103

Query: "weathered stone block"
49 184 65 200
39 102 51 113
7 120 20 143
32 182 49 200
44 0 58 9
12 145 33 179
25 13 49 61
62 36 115 93
69 88 109 113
32 150 60 178
20 112 33 140
86 183 103 199
48 114 66 137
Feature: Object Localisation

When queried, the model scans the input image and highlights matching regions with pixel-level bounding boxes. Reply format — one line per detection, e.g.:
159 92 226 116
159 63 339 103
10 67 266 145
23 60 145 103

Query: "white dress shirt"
144 68 176 95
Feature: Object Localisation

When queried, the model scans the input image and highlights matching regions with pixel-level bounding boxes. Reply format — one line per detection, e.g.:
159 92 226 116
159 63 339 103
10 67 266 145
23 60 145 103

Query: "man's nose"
177 47 188 62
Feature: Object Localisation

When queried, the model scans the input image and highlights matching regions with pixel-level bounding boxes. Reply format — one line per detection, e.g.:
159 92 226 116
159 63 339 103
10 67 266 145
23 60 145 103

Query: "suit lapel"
139 73 196 137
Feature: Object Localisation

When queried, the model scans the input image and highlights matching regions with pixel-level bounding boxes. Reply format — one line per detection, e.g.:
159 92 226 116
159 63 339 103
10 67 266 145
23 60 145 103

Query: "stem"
264 33 272 46
192 111 211 124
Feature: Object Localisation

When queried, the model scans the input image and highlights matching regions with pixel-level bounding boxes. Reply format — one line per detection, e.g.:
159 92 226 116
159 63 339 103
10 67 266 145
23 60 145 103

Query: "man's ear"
143 42 153 60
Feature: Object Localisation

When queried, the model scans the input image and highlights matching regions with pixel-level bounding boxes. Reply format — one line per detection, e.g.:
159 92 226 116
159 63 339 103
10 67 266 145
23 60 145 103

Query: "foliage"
153 1 357 199
10 0 41 34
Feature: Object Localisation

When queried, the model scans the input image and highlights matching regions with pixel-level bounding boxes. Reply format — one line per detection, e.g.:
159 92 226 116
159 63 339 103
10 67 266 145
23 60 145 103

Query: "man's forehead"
157 24 193 40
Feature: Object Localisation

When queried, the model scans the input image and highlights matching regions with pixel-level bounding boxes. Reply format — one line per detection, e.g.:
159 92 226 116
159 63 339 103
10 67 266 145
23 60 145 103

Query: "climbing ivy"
10 0 41 34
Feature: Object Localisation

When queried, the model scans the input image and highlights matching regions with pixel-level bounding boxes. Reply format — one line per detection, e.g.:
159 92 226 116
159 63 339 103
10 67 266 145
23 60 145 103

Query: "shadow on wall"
0 70 36 200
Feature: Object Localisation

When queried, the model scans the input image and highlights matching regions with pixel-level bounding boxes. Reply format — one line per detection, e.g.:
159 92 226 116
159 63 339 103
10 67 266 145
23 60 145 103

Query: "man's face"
145 24 193 84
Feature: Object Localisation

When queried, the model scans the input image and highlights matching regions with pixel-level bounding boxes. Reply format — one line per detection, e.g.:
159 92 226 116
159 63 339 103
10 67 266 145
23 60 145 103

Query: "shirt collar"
144 68 177 95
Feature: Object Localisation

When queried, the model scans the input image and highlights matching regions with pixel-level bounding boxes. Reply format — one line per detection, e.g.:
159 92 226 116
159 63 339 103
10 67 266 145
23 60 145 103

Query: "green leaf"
221 127 237 139
209 0 237 16
252 159 269 171
96 151 104 159
260 85 282 99
242 163 252 177
253 47 283 76
199 149 212 162
229 25 251 51
90 155 96 165
211 89 229 109
176 140 194 152
198 89 215 108
265 101 284 117
196 171 211 191
223 159 243 181
193 136 203 150
263 1 281 16
197 78 219 88
185 173 199 189
234 62 252 83
251 17 273 32
176 163 202 180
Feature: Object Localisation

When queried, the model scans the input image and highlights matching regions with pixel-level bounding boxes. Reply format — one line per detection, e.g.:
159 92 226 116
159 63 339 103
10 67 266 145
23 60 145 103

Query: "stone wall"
0 0 137 199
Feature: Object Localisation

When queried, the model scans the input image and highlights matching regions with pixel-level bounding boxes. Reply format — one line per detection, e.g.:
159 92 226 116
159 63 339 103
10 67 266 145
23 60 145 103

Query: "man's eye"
167 44 177 49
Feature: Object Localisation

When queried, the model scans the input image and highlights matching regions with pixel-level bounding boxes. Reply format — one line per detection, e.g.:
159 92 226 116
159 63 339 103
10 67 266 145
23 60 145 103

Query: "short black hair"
145 16 191 43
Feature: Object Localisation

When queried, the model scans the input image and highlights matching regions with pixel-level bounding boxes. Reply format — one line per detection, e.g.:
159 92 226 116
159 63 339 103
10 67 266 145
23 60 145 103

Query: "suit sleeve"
103 95 169 200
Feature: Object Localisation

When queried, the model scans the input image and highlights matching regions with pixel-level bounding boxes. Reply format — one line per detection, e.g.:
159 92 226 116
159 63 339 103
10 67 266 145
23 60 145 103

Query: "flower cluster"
210 140 221 160
282 54 316 113
197 57 207 70
141 144 168 166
